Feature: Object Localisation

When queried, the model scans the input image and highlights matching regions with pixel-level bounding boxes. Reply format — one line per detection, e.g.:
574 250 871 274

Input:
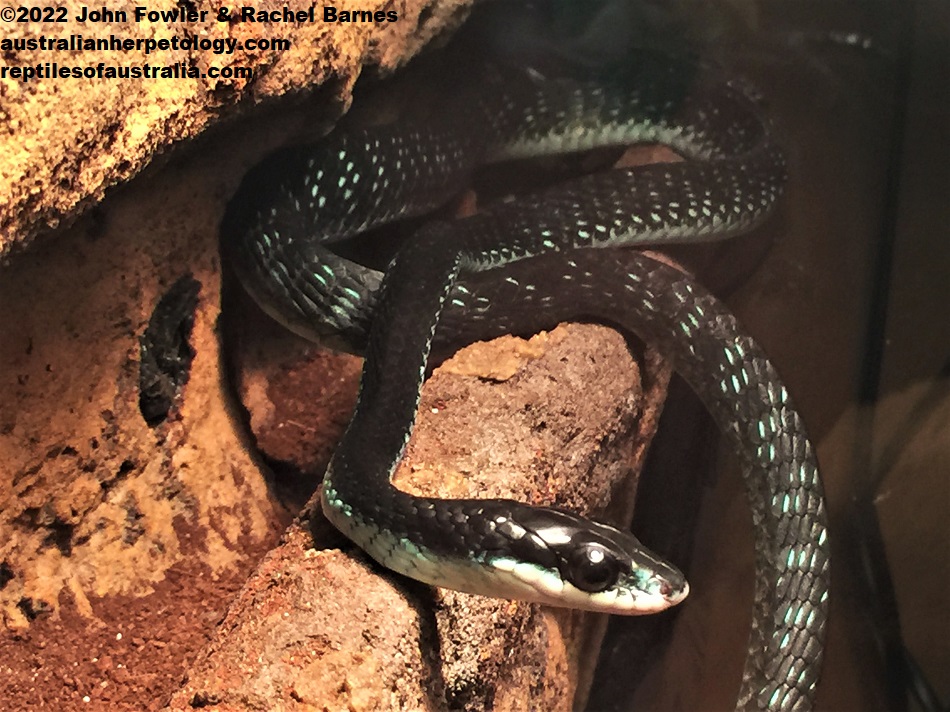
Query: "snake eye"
567 542 620 593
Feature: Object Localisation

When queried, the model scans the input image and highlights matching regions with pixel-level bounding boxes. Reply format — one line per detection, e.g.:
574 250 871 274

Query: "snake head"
488 505 688 614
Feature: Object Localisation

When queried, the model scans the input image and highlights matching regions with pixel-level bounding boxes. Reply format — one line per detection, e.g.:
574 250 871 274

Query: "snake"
221 52 830 711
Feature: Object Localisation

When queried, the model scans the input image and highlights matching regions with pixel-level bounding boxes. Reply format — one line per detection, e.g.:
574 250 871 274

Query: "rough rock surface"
0 2 472 708
0 0 474 255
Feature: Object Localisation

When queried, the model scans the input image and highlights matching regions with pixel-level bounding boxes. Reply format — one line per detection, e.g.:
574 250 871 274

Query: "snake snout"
658 573 689 605
637 554 689 609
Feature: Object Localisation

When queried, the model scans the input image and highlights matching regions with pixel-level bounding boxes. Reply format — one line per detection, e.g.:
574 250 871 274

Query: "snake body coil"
223 54 830 711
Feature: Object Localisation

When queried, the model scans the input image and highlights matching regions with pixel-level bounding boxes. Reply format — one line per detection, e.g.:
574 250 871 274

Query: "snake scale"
222 52 830 711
